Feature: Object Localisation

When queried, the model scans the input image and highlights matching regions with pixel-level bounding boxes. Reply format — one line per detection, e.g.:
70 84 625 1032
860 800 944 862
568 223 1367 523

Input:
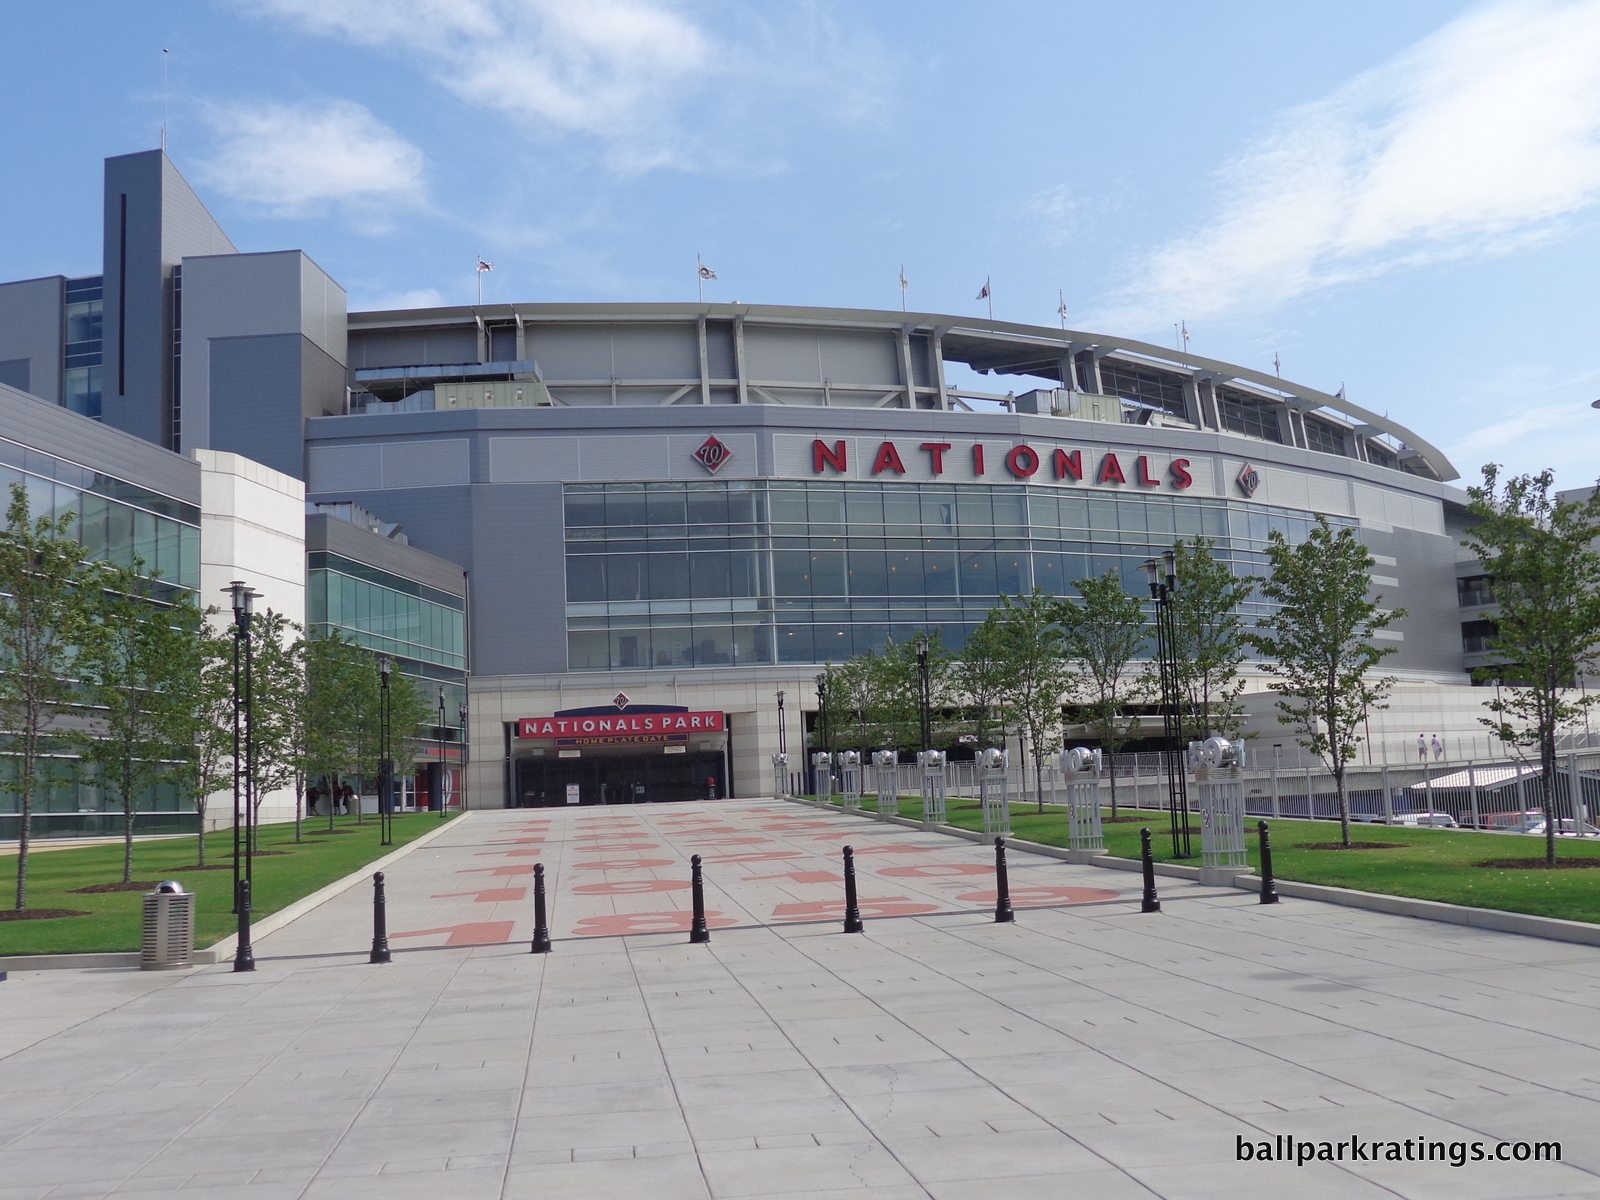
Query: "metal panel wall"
0 277 64 404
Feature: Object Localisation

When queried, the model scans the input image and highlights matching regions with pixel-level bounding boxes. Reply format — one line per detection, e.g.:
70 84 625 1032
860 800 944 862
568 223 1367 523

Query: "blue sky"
3 0 1599 488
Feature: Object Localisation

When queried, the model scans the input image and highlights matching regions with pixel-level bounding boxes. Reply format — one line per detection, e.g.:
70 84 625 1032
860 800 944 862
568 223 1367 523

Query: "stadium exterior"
0 150 1506 813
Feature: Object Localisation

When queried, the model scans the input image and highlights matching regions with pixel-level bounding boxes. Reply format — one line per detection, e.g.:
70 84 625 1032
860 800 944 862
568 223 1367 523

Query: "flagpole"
476 255 482 306
986 277 993 321
900 265 906 312
697 254 704 304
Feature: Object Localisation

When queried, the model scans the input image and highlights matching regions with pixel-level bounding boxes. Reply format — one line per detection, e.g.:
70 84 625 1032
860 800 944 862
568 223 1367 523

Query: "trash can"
141 881 194 970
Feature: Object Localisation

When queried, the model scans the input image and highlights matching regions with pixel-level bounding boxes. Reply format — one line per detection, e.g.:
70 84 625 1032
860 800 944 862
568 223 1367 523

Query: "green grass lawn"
823 794 1600 925
0 813 456 956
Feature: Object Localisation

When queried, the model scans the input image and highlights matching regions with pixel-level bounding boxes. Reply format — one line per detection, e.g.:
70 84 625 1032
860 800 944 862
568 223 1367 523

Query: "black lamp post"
814 672 829 795
1142 551 1193 859
434 687 448 816
914 632 932 753
458 700 469 813
378 654 394 847
224 579 259 972
776 690 787 757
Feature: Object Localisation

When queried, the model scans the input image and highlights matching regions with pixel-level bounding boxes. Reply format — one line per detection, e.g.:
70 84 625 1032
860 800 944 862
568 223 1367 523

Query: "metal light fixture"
436 687 448 818
223 580 259 972
1143 555 1193 859
377 654 393 846
914 632 932 753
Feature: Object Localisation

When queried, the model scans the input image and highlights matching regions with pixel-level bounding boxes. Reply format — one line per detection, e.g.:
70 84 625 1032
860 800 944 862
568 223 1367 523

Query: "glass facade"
566 480 1346 670
0 438 200 837
306 551 469 724
62 275 103 420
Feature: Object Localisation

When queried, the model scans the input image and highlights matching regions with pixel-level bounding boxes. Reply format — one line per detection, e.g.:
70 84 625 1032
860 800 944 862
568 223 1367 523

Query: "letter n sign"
813 439 847 473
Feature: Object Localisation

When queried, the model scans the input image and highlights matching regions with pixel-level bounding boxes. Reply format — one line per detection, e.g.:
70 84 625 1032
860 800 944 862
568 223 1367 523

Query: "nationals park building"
0 150 1486 812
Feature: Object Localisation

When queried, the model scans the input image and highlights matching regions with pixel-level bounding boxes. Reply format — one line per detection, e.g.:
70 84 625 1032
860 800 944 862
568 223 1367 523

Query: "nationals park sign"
805 438 1195 489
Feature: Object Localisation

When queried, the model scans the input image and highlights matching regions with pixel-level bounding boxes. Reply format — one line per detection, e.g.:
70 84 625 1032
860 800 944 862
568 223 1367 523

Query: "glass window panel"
606 554 646 601
996 551 1028 595
1057 494 1087 531
992 490 1026 529
884 551 921 596
689 552 731 598
566 557 606 601
106 501 134 567
777 624 815 663
808 488 845 527
565 494 606 526
730 549 762 597
646 489 686 526
846 551 887 598
613 630 644 668
959 552 999 597
727 487 759 524
568 630 609 670
692 624 733 665
686 488 728 526
647 553 690 600
1032 552 1066 596
921 489 957 529
1087 499 1118 530
922 551 957 596
605 491 649 528
734 624 772 664
772 551 811 596
883 488 921 529
846 488 884 527
1117 502 1147 533
808 550 847 597
955 489 992 531
769 488 807 524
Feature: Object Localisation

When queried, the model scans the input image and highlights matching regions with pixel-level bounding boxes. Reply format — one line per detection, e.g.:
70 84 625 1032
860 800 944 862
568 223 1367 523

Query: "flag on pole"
475 256 493 304
698 264 717 281
975 279 990 300
1273 352 1282 377
477 258 494 273
1057 291 1069 327
1180 321 1190 345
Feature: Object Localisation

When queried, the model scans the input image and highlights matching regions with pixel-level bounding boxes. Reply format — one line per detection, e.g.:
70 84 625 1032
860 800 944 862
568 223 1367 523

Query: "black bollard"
1257 820 1280 905
531 862 552 953
233 878 256 972
993 836 1015 923
1139 828 1161 913
689 854 711 944
842 846 864 933
370 872 392 964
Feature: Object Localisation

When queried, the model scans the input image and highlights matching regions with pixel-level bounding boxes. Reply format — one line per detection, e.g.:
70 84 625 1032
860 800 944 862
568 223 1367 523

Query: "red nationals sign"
518 712 726 739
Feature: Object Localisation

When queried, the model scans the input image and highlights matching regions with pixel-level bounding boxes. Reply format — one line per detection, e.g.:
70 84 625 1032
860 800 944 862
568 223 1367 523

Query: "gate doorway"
515 751 725 807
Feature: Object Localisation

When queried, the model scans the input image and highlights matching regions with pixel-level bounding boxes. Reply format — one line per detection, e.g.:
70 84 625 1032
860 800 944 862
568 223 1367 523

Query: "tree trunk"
14 733 37 911
1035 751 1045 814
196 800 208 866
1542 725 1558 867
294 777 303 843
122 762 135 884
1108 758 1119 818
1335 762 1352 848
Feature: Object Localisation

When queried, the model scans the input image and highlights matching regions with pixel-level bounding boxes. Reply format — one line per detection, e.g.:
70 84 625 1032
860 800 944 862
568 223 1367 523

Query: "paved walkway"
3 801 1600 1199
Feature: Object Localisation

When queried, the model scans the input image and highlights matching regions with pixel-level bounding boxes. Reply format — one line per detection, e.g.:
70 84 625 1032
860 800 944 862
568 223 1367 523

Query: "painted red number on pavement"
571 911 738 936
771 897 939 920
744 870 844 884
572 880 692 895
572 858 676 871
460 865 536 876
574 843 661 852
955 886 1120 905
390 922 516 946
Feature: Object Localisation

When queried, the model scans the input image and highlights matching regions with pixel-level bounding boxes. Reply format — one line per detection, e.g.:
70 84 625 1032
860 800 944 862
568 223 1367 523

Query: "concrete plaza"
2 801 1600 1199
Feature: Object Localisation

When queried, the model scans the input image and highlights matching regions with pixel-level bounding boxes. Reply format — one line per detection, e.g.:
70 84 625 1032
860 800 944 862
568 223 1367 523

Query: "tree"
73 563 206 884
0 483 93 910
245 612 306 849
1250 516 1405 848
991 588 1075 812
953 613 1012 751
1060 570 1152 817
176 617 235 866
874 633 953 753
1462 467 1600 866
1169 537 1253 745
304 631 371 823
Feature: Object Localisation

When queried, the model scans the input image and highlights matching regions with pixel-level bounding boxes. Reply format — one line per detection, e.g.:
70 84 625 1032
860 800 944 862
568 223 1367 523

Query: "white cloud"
199 101 424 216
241 0 881 173
1098 0 1600 333
355 287 445 312
245 0 711 168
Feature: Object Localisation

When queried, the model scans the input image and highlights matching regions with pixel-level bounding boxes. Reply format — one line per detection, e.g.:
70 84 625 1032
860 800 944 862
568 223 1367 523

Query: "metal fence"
791 750 1600 834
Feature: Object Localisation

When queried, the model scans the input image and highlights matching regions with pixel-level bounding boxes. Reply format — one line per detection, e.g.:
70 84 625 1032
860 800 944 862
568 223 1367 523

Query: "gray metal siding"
0 382 199 503
208 333 305 480
100 151 236 450
0 277 64 404
306 512 467 597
